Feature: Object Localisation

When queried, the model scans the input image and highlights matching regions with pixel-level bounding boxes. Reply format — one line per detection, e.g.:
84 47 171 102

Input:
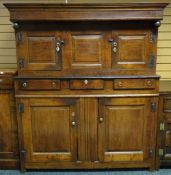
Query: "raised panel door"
18 31 63 71
19 98 78 163
111 30 153 71
65 31 111 70
98 97 156 163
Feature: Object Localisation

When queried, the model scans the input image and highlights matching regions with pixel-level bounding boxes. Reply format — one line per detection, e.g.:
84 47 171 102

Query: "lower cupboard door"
98 97 155 163
20 98 78 163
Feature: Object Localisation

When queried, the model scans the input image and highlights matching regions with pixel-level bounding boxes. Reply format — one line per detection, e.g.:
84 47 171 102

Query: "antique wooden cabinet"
158 92 171 167
0 70 19 169
5 2 168 171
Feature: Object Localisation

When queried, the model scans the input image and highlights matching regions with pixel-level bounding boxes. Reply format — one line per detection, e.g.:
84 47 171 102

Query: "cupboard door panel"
20 31 62 71
20 98 78 163
98 98 154 162
67 31 111 70
111 30 152 70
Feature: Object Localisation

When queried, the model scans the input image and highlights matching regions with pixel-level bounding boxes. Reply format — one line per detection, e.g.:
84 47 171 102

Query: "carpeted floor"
0 169 171 175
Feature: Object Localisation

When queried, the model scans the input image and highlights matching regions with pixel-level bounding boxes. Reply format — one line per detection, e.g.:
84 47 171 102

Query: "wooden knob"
52 82 56 88
84 79 88 85
147 80 152 87
22 82 27 88
118 81 123 87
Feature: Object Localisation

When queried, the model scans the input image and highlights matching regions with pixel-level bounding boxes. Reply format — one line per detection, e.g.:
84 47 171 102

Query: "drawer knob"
147 80 152 87
22 82 27 88
99 117 104 123
52 82 56 88
84 80 88 85
71 121 76 127
118 81 123 87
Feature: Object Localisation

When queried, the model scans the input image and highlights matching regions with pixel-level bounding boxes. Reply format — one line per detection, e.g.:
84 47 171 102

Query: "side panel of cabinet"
0 91 19 168
98 97 156 165
18 98 78 163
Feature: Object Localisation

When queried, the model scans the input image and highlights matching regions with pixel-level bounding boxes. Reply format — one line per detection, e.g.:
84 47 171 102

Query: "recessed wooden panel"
0 94 13 153
112 30 151 70
164 123 171 160
119 35 146 62
28 37 56 63
164 98 171 111
70 33 106 69
31 106 70 152
106 106 144 151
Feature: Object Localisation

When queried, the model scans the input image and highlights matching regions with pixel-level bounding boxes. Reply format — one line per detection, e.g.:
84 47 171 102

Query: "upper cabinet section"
4 3 168 77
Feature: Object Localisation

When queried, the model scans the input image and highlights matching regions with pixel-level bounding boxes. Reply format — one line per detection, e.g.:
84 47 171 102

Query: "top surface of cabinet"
4 3 168 21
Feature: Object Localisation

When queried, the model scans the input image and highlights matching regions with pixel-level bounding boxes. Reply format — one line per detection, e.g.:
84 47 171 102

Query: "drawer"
0 77 13 89
70 79 104 90
19 80 60 90
114 79 155 90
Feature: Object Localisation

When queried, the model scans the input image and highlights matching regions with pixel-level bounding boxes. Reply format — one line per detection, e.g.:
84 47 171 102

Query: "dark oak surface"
0 70 19 169
4 2 168 171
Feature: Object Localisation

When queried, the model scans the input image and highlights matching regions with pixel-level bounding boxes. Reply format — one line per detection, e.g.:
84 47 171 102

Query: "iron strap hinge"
17 31 22 46
151 102 156 112
150 32 155 43
18 103 24 113
149 148 154 157
20 150 26 161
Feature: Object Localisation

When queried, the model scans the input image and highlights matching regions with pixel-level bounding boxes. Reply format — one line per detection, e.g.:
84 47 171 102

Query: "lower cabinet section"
17 97 158 170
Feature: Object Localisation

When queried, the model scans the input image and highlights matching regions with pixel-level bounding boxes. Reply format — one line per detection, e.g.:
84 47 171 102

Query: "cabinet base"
0 159 19 169
23 161 155 171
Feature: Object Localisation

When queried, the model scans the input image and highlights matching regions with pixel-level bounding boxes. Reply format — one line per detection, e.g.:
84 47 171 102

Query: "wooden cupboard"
4 2 168 171
0 70 19 169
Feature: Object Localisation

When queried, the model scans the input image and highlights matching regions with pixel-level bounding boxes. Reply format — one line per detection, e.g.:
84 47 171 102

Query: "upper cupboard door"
111 30 154 71
65 31 111 70
18 31 63 71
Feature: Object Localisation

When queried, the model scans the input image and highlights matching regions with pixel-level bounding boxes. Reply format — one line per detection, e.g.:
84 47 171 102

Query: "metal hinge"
18 58 24 69
159 149 164 156
160 122 165 131
151 102 156 112
17 31 22 46
149 148 154 157
150 32 155 43
148 54 155 69
20 150 26 161
18 103 24 113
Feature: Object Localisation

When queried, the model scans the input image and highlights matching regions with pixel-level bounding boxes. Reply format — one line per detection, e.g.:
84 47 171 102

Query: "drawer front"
19 80 60 90
70 79 104 90
114 79 155 90
0 77 13 89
